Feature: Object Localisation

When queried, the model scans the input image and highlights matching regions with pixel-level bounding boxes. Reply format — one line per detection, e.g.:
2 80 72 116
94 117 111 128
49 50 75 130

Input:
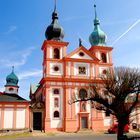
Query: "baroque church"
29 4 114 132
0 2 140 133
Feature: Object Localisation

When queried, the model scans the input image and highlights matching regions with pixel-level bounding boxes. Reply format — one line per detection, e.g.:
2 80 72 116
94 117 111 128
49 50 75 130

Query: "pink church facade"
0 3 140 134
30 4 115 132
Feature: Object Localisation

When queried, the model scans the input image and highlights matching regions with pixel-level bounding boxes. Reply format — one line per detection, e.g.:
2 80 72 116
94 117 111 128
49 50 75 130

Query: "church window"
53 48 60 59
54 111 59 118
79 89 87 99
79 52 85 57
101 53 107 63
79 66 86 74
54 98 59 107
53 66 59 72
9 88 14 91
102 69 107 75
53 89 59 94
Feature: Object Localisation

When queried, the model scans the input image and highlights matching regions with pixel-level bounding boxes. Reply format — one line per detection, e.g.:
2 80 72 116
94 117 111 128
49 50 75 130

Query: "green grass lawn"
0 132 32 139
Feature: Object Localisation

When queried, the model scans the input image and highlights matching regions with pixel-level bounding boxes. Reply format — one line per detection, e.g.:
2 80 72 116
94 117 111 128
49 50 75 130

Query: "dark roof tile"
0 93 28 103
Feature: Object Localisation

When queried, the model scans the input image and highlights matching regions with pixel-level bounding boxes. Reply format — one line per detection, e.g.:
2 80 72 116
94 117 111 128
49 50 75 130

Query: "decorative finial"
12 66 14 73
54 0 57 12
52 0 58 20
93 3 100 26
94 4 97 20
79 38 82 47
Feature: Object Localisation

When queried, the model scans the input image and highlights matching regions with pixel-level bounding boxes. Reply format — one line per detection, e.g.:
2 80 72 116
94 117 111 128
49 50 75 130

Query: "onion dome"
89 5 107 46
5 67 18 86
45 1 64 41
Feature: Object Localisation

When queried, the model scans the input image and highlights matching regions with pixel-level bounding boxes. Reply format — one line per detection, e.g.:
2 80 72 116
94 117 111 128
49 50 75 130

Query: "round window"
53 66 59 71
79 52 84 57
102 69 107 74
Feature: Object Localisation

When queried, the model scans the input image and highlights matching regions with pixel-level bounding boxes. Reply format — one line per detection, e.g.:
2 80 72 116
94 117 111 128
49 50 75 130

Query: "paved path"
0 134 117 140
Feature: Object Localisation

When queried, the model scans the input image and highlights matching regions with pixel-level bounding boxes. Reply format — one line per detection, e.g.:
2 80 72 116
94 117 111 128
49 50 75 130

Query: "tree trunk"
117 121 125 140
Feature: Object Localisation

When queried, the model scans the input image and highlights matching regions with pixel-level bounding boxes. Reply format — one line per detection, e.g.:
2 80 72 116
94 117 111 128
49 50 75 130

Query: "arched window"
53 48 60 59
101 53 107 63
9 88 14 91
54 111 59 118
79 89 87 99
54 98 59 107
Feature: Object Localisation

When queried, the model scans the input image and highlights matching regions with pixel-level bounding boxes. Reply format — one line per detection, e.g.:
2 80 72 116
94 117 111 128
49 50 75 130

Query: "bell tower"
5 66 19 94
42 0 68 78
89 4 113 65
41 0 68 132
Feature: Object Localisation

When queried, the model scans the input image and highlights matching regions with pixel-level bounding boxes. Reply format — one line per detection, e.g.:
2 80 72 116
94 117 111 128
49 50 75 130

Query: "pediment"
66 46 99 61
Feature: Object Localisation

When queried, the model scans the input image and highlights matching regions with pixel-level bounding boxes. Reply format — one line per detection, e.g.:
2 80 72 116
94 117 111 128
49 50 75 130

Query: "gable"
66 46 99 61
71 50 93 60
30 84 39 95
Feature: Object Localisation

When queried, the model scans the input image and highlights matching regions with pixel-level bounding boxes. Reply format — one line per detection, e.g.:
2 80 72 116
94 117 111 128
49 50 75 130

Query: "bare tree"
70 67 140 140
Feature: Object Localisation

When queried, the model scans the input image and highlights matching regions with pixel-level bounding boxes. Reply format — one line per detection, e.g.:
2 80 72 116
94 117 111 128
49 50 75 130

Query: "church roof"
30 84 39 95
45 1 64 41
0 93 28 103
5 67 19 87
89 5 107 46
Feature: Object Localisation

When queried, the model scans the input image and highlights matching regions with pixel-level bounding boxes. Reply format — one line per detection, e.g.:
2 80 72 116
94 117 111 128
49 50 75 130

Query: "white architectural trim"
16 108 26 128
4 108 14 129
50 63 63 76
68 62 71 76
71 50 93 60
50 46 53 58
50 86 63 128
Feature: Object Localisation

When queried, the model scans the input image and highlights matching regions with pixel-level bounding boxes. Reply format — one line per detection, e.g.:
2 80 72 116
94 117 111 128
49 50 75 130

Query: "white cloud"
111 19 140 46
18 69 42 80
0 87 4 92
0 47 36 67
5 25 17 34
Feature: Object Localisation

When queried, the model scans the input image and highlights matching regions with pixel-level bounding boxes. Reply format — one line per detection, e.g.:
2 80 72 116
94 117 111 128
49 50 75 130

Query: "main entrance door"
33 112 42 130
81 117 88 129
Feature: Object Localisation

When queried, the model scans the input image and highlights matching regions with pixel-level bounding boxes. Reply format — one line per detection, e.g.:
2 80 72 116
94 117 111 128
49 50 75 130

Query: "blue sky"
0 0 140 99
